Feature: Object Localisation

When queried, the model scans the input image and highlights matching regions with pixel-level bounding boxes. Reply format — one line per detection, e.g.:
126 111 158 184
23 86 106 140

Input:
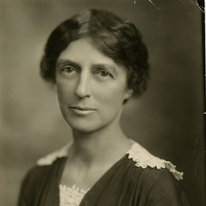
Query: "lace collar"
59 184 89 206
126 142 183 180
36 141 183 181
37 143 71 166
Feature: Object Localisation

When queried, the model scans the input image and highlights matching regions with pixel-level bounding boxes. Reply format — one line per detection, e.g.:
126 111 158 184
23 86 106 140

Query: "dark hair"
40 9 149 97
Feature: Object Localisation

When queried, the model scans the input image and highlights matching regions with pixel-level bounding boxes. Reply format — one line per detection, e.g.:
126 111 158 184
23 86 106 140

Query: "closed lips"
70 106 96 111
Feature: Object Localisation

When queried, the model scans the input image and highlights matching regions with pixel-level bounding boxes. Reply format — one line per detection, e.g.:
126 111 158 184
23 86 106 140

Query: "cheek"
94 83 125 110
56 83 73 106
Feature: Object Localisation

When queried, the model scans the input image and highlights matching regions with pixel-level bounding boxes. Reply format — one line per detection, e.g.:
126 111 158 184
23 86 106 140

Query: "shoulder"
17 165 49 206
18 144 71 206
138 168 189 205
18 144 70 191
124 142 189 205
126 141 183 181
23 142 71 181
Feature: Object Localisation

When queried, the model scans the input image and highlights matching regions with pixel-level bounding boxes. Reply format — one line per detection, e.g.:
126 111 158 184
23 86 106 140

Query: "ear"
124 88 134 101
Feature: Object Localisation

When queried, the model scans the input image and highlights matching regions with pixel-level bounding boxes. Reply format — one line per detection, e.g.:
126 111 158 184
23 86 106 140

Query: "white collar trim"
36 143 71 166
126 142 183 180
36 140 183 181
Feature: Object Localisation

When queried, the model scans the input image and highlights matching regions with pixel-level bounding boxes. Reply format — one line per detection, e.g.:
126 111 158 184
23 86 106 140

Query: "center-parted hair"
40 9 149 97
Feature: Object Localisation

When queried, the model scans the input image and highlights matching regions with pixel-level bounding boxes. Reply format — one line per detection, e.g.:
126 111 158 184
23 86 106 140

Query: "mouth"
69 106 96 114
70 106 96 111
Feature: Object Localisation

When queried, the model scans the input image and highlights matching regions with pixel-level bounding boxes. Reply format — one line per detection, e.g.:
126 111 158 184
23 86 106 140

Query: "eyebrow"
56 59 81 69
92 63 117 75
56 59 117 75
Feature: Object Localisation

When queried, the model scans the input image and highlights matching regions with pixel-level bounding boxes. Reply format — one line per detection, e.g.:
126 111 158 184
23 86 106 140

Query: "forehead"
57 38 116 66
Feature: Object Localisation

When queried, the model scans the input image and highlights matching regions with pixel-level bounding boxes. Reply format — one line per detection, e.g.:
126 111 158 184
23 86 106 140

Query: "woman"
18 9 190 206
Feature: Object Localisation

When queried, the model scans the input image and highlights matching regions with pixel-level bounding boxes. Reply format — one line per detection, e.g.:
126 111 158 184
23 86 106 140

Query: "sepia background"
0 0 205 206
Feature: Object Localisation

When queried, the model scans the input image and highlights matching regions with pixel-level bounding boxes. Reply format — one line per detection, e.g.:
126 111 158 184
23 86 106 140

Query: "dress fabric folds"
18 153 190 206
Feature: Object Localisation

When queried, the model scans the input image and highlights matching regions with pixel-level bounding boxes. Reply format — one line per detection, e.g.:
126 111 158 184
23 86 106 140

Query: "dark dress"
18 142 190 206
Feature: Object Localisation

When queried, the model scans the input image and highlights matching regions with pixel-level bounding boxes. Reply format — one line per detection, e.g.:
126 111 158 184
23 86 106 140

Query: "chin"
71 125 94 133
66 119 101 134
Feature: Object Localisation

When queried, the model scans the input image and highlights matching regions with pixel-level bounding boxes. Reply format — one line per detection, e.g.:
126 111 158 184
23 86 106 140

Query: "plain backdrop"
0 0 205 206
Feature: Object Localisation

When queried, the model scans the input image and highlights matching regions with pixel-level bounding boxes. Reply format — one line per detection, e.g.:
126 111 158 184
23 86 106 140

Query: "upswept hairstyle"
40 9 149 97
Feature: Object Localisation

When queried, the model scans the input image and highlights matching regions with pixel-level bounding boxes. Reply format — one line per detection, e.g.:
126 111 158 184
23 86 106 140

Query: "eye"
61 65 77 73
96 70 113 78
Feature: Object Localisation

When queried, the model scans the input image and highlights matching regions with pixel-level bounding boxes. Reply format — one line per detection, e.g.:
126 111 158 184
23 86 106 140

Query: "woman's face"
55 38 133 133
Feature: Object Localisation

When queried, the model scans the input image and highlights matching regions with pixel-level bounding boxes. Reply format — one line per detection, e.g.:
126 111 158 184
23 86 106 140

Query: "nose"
75 71 91 98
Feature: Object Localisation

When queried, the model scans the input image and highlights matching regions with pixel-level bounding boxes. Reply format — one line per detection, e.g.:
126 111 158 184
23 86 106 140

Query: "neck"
70 113 132 167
